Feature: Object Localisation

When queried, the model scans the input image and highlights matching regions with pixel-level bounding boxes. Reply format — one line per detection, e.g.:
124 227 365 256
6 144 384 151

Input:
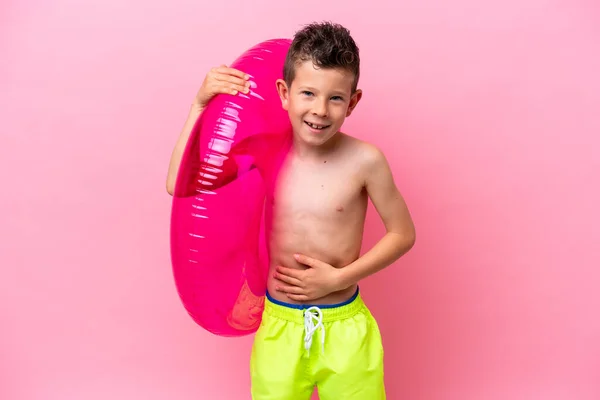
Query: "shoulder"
338 133 388 171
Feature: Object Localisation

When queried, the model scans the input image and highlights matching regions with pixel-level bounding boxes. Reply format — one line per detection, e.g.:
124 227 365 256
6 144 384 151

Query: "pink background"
2 1 599 399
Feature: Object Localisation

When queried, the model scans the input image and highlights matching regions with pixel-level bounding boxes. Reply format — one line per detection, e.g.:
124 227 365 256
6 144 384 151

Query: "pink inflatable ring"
170 39 292 337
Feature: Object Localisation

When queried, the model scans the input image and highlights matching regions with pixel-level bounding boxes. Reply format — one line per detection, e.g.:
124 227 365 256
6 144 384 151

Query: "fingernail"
244 74 250 79
232 90 238 95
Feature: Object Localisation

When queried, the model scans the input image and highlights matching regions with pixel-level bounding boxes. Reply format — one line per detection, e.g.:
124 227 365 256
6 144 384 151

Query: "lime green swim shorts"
250 288 386 399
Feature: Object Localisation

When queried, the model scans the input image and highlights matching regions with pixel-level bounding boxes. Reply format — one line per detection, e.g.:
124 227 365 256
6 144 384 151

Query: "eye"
301 91 314 96
331 96 344 101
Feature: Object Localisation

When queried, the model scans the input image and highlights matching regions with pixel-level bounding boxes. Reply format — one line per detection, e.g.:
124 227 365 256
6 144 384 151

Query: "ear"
275 79 290 111
346 89 363 117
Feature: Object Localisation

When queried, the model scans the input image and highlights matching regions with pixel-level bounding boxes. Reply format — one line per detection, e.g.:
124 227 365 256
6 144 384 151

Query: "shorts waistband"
264 287 364 323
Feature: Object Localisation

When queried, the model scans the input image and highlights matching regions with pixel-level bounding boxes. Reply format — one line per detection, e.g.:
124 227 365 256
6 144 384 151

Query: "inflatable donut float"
170 39 292 336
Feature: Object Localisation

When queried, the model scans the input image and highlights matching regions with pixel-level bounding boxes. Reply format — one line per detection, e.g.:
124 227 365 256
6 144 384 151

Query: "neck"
291 132 342 161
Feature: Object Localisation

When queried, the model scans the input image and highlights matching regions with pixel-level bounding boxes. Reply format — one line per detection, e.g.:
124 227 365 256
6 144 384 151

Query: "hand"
194 65 250 109
273 254 346 302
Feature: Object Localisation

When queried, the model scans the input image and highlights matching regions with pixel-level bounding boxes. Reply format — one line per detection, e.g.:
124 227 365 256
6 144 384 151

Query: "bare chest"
271 160 365 219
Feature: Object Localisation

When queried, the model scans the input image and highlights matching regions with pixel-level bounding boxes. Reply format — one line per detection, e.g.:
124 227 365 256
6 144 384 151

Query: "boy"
166 22 415 400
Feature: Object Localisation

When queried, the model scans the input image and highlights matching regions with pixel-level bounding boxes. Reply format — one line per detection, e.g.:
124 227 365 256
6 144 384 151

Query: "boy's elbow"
166 180 174 196
406 230 416 250
399 226 416 252
406 224 416 247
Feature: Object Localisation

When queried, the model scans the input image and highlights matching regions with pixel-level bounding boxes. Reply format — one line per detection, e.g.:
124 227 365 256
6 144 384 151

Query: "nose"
311 98 328 118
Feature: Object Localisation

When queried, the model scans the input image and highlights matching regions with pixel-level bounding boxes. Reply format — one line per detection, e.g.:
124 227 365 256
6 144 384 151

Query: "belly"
270 219 363 267
266 205 367 305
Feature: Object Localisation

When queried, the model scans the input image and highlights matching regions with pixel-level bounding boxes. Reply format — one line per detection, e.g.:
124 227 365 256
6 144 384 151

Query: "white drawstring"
303 306 325 356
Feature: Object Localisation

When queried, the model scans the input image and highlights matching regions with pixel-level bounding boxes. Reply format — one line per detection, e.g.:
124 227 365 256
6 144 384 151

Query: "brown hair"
284 21 360 92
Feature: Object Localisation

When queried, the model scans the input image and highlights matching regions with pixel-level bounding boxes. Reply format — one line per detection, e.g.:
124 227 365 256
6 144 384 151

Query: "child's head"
276 22 363 147
283 22 360 93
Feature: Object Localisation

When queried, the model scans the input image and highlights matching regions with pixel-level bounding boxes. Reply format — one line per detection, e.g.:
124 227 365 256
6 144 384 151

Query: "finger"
215 66 250 80
276 285 304 295
223 82 250 94
276 266 303 280
294 254 317 267
210 82 248 96
224 85 249 95
274 272 303 287
214 74 249 88
211 78 249 93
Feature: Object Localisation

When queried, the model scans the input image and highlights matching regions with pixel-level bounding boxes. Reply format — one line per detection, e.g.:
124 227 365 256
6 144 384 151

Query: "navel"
336 205 344 212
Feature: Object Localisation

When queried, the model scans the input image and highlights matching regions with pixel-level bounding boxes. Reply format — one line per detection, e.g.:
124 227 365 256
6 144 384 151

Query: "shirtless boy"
166 22 416 400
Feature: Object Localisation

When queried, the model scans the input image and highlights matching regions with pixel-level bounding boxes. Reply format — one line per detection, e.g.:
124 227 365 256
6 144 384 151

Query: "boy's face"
276 61 362 147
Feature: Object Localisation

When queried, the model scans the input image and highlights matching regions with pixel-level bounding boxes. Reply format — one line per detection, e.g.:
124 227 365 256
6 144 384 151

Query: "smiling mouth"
304 121 331 130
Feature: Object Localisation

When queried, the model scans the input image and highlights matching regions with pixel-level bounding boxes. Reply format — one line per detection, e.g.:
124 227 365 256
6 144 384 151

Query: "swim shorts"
250 288 385 399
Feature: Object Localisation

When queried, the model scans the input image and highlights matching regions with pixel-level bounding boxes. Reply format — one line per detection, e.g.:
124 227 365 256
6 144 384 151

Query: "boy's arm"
166 104 202 195
338 145 416 288
166 66 251 196
272 145 415 301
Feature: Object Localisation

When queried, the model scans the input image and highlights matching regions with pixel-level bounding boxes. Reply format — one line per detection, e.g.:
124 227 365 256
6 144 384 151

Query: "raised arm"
166 66 251 195
166 104 202 195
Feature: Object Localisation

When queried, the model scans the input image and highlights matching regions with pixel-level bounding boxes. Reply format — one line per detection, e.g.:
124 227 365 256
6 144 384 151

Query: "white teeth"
306 121 327 129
